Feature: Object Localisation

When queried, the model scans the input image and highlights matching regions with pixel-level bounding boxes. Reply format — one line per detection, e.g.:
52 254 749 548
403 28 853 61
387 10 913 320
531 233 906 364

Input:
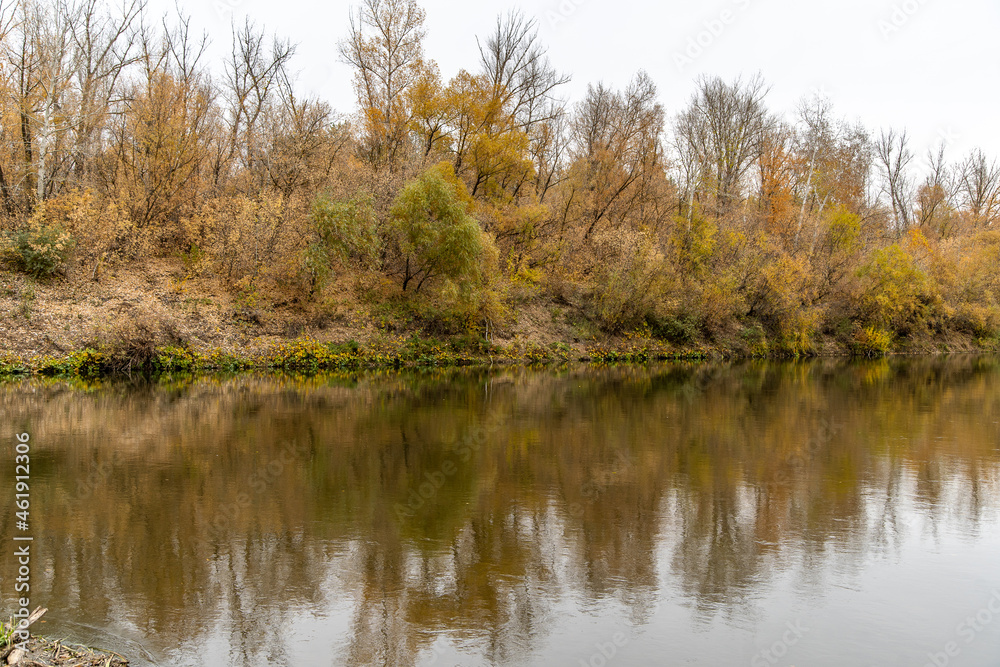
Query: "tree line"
1 0 998 353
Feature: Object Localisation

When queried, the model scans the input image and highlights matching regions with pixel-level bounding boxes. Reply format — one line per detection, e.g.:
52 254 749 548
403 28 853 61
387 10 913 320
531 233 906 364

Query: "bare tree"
476 10 569 202
671 106 705 229
792 95 835 247
68 0 144 181
675 74 774 219
101 8 214 230
133 6 208 91
958 149 1000 230
915 143 958 237
219 18 295 189
258 68 344 198
874 128 914 237
569 71 664 240
530 111 568 202
789 96 873 253
476 10 568 133
9 0 77 202
0 0 20 212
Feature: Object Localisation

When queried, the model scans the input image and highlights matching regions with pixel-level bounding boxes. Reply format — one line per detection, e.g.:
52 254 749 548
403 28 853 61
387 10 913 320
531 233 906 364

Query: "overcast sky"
150 0 1000 168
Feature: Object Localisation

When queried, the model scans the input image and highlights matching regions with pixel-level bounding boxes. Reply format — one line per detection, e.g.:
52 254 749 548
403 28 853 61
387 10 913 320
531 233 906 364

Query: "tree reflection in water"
1 358 998 665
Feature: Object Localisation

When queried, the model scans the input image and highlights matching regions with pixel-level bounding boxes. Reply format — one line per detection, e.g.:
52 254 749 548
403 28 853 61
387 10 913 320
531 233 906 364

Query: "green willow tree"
389 162 486 293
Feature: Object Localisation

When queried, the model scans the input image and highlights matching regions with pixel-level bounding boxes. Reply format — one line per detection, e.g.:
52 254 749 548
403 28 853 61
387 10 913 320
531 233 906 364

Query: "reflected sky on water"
2 358 999 666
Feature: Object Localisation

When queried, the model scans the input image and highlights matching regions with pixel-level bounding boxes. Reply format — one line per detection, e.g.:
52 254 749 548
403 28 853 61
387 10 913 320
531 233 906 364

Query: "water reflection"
1 358 999 666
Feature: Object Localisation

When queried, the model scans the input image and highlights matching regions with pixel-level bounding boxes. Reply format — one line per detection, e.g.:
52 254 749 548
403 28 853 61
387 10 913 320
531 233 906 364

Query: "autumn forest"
2 0 1000 361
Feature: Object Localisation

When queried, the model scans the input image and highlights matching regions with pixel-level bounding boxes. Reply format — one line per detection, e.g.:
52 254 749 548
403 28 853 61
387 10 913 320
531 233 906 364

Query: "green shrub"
739 323 768 356
5 225 74 278
0 616 16 646
0 357 29 377
387 163 503 329
850 325 893 357
36 349 106 378
153 346 199 372
650 314 700 346
304 193 381 291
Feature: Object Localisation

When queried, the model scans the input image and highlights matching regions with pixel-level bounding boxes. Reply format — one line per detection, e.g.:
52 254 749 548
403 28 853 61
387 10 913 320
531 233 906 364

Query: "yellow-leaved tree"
339 0 427 168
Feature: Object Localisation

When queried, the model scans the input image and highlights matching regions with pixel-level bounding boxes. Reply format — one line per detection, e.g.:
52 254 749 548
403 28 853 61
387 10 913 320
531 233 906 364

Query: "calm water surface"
2 359 1000 666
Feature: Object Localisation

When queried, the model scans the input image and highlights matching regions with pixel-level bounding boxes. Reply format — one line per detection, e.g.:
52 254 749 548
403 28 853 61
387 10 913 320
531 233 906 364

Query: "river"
2 358 999 666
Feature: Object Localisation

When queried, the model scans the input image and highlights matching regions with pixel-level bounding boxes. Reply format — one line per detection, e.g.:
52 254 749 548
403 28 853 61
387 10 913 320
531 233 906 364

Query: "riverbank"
0 336 720 379
1 637 129 666
1 257 996 380
1 610 129 666
1 326 991 381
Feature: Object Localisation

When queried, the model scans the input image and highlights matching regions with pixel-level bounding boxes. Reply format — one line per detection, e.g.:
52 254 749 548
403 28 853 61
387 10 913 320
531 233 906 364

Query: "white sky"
151 0 1000 168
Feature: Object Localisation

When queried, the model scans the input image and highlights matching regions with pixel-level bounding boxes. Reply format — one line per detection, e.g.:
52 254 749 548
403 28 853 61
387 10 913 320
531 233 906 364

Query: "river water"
2 358 999 666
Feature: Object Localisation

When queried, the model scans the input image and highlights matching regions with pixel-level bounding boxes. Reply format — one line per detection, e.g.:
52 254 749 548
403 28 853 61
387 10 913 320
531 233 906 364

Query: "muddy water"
2 358 1000 666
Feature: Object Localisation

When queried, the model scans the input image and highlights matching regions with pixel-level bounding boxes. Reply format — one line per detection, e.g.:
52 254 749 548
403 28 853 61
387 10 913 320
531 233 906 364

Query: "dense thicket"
2 0 998 353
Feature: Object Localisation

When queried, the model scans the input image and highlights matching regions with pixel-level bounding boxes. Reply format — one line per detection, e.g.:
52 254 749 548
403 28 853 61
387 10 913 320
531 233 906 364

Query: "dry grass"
2 636 129 666
91 313 184 373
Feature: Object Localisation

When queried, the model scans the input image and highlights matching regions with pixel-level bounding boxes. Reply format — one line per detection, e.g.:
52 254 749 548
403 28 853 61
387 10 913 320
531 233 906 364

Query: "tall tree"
790 96 871 253
874 128 914 237
99 9 214 232
11 0 76 203
675 74 774 219
567 71 664 241
338 0 426 167
219 19 295 190
68 0 144 183
958 149 1000 230
476 10 568 134
915 144 958 238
